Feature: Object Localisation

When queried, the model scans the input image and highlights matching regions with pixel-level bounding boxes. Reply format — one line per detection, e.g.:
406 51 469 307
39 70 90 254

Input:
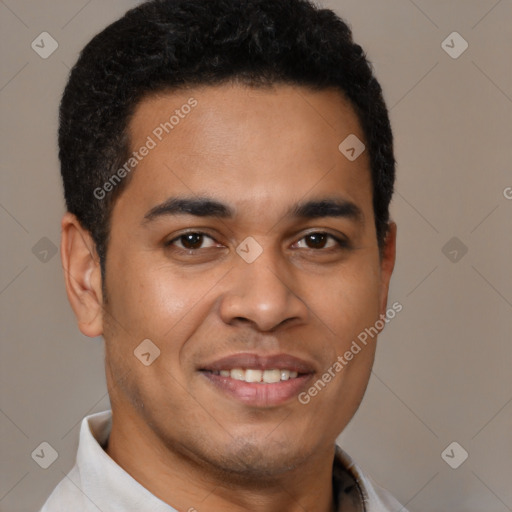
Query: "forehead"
119 83 372 221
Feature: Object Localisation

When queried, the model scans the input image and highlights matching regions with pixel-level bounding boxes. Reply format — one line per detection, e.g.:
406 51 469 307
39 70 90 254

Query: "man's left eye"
293 233 347 250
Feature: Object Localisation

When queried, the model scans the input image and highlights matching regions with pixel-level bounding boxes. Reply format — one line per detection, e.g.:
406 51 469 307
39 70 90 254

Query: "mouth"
198 353 316 407
207 368 300 383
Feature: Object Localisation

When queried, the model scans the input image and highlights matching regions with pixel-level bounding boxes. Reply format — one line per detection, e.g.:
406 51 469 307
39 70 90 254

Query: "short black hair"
59 0 395 273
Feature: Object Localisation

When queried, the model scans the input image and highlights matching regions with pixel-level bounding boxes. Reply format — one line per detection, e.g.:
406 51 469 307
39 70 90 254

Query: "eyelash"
165 231 350 253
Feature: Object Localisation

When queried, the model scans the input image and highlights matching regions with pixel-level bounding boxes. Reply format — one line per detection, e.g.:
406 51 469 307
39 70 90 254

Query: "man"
41 0 407 510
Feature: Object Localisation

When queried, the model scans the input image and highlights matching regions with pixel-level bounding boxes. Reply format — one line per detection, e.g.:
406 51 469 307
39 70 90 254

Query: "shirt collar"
77 410 176 511
77 410 380 511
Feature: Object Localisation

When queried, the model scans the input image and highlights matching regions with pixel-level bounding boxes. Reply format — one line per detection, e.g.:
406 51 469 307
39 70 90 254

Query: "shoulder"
39 410 113 512
38 465 89 512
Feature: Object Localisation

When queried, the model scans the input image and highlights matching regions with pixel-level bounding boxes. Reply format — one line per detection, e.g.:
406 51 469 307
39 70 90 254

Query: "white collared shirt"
39 410 408 511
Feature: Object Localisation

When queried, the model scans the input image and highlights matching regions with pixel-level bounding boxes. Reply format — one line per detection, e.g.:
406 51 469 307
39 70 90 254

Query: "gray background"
1 1 511 511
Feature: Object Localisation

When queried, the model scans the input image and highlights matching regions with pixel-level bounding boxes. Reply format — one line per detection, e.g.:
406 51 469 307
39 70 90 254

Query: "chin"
203 437 313 484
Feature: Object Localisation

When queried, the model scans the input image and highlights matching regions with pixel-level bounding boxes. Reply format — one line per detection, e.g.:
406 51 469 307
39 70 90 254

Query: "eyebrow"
144 197 234 222
143 196 364 225
290 197 364 225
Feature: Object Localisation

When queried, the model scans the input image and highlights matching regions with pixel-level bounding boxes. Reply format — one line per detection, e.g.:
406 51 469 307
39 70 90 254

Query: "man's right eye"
165 232 220 251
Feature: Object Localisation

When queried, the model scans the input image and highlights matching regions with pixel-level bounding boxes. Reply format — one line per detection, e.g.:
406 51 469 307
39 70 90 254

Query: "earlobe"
60 213 104 338
378 221 397 318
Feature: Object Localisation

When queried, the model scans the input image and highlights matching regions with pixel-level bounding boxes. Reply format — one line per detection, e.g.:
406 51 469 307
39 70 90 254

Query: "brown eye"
295 232 346 250
180 233 203 249
305 233 328 249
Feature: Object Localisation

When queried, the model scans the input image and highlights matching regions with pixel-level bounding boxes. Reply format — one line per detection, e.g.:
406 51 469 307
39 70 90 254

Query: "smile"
199 353 315 406
208 368 299 383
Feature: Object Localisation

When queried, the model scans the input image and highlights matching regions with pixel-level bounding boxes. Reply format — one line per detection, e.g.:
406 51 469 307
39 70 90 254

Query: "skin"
61 83 397 512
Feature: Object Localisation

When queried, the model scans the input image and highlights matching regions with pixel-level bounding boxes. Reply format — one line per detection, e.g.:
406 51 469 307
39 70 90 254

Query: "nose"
218 247 309 332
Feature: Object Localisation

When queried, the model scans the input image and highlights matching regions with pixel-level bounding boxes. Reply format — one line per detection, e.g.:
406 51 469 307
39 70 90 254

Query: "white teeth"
230 369 245 380
219 368 299 383
245 369 263 382
263 369 282 383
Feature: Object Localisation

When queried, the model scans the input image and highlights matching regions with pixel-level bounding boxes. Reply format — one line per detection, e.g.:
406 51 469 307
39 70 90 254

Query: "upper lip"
199 353 316 374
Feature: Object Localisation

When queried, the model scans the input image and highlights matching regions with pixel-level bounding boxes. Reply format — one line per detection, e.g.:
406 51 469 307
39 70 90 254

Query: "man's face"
101 83 395 478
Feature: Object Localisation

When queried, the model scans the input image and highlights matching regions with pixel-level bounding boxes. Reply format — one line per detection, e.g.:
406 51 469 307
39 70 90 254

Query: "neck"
105 407 336 512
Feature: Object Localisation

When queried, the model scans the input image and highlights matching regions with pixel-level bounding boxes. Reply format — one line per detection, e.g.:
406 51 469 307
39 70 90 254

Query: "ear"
60 212 104 338
378 221 397 318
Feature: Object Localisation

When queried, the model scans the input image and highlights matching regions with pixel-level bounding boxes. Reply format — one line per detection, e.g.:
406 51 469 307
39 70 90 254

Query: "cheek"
299 266 381 423
307 258 382 341
104 252 228 360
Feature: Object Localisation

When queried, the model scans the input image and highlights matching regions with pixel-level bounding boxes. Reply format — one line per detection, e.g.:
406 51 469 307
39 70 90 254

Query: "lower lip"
201 372 313 407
